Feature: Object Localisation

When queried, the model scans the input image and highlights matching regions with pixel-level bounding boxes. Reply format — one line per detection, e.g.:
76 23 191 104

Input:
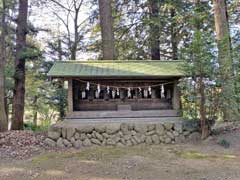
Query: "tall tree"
0 0 8 131
213 0 234 121
148 0 160 60
98 0 115 59
12 0 28 130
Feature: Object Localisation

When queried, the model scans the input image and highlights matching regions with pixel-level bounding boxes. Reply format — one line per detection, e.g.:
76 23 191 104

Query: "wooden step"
66 110 180 119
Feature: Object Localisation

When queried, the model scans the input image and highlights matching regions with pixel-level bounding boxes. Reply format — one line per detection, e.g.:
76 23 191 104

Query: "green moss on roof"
48 60 185 77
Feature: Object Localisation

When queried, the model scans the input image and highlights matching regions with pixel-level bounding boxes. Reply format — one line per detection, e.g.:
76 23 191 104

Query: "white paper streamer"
112 90 116 99
143 89 148 98
95 91 99 99
116 88 120 96
86 82 90 90
148 86 151 95
127 88 131 98
97 84 101 93
82 91 86 99
161 84 165 98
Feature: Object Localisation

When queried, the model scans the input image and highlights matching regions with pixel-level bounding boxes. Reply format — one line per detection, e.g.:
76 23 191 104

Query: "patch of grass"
180 151 236 160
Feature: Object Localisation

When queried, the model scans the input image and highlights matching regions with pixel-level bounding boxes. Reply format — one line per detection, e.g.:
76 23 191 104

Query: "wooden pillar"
68 79 73 113
172 80 181 110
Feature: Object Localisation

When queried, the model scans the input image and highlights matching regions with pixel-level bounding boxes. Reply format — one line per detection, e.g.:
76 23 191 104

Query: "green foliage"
24 119 51 132
179 30 218 121
217 138 230 148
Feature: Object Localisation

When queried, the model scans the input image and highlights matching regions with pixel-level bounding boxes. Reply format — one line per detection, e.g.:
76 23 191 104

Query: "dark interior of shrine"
72 79 174 111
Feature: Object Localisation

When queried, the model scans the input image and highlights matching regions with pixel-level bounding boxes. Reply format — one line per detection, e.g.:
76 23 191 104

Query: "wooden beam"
68 79 73 113
172 80 181 110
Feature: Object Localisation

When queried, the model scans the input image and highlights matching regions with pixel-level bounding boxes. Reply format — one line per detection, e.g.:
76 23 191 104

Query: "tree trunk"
170 8 178 60
213 0 233 121
32 95 38 127
12 0 28 130
98 0 115 60
0 0 8 132
149 0 160 60
199 77 209 139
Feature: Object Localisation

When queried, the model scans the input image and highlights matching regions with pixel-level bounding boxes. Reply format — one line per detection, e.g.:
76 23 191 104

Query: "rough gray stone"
95 132 103 142
147 124 155 131
80 133 87 141
91 131 97 139
133 135 141 144
134 124 148 133
128 123 134 130
112 135 121 143
174 123 183 133
66 128 75 140
146 130 155 136
120 138 126 145
70 137 75 144
118 131 123 137
131 138 138 145
106 124 120 134
74 132 80 140
175 135 186 143
167 131 174 139
116 142 125 147
123 134 131 141
126 140 132 146
77 125 94 133
48 131 61 140
56 138 65 148
91 138 101 145
183 131 190 136
62 128 67 139
159 136 164 142
165 137 171 144
188 132 201 143
131 130 137 136
156 124 165 135
164 122 174 130
44 138 56 147
140 134 146 143
102 133 109 138
87 133 92 138
83 138 92 147
63 139 71 147
172 131 179 137
145 136 152 145
120 123 129 135
152 135 160 144
73 140 82 149
106 138 116 146
95 125 106 133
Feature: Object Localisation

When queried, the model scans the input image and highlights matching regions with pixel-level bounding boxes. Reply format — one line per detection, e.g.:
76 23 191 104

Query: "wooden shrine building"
48 60 184 120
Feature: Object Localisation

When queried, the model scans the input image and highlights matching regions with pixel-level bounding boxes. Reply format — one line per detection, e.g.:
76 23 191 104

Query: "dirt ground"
1 127 240 180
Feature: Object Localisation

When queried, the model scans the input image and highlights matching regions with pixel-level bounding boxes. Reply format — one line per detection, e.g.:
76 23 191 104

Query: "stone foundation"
44 121 200 148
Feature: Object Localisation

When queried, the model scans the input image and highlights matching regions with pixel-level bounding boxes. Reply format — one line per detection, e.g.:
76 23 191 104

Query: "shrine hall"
48 60 185 120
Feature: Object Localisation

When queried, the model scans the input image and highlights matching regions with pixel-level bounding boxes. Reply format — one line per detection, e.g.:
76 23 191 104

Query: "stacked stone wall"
44 121 200 148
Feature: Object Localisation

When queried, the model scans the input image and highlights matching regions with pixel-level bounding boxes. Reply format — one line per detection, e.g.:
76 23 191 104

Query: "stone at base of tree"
188 132 201 143
44 138 56 147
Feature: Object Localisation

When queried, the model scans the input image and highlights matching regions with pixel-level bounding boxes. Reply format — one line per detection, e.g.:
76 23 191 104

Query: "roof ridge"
56 60 184 63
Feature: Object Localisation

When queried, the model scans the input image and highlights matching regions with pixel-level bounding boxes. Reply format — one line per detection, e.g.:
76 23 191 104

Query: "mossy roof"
47 60 185 78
